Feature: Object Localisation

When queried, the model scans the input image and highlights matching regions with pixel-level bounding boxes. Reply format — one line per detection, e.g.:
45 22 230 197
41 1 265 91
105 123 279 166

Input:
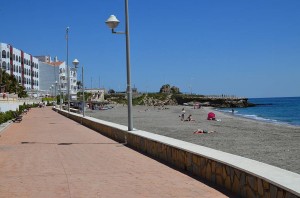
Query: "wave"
216 109 238 113
216 109 285 125
237 113 278 123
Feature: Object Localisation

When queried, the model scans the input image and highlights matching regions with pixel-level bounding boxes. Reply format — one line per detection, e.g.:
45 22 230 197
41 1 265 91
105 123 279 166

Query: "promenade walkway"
0 107 230 198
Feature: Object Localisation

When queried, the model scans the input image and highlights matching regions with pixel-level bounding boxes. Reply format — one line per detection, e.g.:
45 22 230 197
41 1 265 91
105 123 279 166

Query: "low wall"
0 99 41 112
55 108 300 198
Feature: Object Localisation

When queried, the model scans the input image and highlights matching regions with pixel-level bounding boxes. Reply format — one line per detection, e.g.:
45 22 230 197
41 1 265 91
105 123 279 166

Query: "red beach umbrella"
207 112 216 120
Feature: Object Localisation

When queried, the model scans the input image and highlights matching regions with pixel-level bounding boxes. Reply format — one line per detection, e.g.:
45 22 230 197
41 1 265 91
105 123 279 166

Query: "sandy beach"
86 105 300 174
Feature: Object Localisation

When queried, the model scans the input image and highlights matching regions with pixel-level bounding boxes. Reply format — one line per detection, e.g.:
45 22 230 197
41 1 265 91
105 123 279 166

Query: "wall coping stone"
58 108 300 196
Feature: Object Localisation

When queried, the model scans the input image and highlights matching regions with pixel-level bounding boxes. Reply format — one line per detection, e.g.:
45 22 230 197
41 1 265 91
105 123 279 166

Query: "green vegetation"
171 94 206 104
0 111 14 124
0 103 38 124
0 70 28 98
105 93 127 104
76 92 92 101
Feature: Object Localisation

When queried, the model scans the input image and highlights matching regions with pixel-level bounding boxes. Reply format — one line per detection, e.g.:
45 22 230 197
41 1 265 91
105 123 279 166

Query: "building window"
19 56 21 63
18 76 21 83
2 50 6 58
7 52 10 59
13 54 15 60
7 63 10 70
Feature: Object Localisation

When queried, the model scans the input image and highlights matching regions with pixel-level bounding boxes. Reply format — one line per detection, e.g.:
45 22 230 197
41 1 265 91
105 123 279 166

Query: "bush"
0 110 15 124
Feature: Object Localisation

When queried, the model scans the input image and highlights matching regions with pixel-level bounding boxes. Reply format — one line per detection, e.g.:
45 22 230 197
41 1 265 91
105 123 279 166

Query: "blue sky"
1 0 299 98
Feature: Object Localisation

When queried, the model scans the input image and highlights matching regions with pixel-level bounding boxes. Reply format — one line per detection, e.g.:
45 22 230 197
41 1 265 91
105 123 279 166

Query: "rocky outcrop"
210 98 254 108
142 94 177 106
172 94 254 108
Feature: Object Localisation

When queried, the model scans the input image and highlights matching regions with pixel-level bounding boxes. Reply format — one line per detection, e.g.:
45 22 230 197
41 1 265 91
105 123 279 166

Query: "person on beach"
185 114 195 122
193 129 215 134
181 108 185 121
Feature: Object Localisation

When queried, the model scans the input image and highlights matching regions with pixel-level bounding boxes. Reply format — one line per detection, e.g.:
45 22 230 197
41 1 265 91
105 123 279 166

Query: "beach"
86 105 300 174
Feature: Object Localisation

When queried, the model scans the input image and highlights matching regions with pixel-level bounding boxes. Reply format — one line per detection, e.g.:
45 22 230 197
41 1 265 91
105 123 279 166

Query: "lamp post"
105 0 133 131
73 58 85 117
55 81 58 97
66 27 70 113
73 59 85 117
51 84 54 97
82 66 85 117
59 75 62 110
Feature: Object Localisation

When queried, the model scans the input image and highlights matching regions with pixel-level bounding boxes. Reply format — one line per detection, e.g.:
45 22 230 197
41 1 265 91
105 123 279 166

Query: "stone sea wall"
56 108 299 198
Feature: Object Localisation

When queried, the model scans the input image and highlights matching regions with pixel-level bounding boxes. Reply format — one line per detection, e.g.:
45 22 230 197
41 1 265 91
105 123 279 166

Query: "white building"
0 43 78 99
36 55 78 99
35 56 61 96
0 43 39 93
58 61 78 100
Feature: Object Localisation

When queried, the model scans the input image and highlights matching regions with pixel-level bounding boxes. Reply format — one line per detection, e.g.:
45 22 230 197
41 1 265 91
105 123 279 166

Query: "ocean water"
217 97 300 126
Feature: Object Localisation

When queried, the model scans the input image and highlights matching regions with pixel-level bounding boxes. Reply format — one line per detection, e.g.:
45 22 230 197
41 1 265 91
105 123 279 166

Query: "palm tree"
1 71 27 97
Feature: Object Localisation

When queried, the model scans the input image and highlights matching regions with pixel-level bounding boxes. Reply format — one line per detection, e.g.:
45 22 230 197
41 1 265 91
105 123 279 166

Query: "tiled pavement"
0 107 230 198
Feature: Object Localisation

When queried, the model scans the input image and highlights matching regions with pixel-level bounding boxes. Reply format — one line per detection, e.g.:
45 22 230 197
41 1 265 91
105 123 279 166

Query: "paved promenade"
0 107 230 198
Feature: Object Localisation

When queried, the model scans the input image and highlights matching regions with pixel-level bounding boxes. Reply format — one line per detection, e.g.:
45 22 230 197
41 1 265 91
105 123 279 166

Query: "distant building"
35 56 60 96
0 43 39 93
36 56 77 99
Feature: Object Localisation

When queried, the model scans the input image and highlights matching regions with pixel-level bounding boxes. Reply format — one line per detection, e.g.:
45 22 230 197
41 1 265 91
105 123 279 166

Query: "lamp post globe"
105 15 120 29
72 59 79 68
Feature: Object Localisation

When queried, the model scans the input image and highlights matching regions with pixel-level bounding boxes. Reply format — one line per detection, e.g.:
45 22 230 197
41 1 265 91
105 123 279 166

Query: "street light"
105 0 133 131
49 87 52 97
52 84 54 97
73 58 85 117
72 59 79 68
66 27 70 113
59 76 62 110
72 59 85 117
55 81 58 97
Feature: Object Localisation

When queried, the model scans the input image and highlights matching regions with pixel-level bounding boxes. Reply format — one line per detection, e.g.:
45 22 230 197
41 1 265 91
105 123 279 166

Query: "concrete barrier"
55 108 300 198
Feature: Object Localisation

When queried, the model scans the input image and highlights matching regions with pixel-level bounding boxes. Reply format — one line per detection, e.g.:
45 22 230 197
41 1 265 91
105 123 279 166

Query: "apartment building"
36 55 78 98
0 43 78 99
0 43 39 92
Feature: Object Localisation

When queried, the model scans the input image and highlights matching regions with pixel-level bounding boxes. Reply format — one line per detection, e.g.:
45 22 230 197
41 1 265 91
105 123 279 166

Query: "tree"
1 71 28 97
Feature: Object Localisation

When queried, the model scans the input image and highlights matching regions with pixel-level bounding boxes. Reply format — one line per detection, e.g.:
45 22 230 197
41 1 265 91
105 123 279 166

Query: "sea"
217 97 300 126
